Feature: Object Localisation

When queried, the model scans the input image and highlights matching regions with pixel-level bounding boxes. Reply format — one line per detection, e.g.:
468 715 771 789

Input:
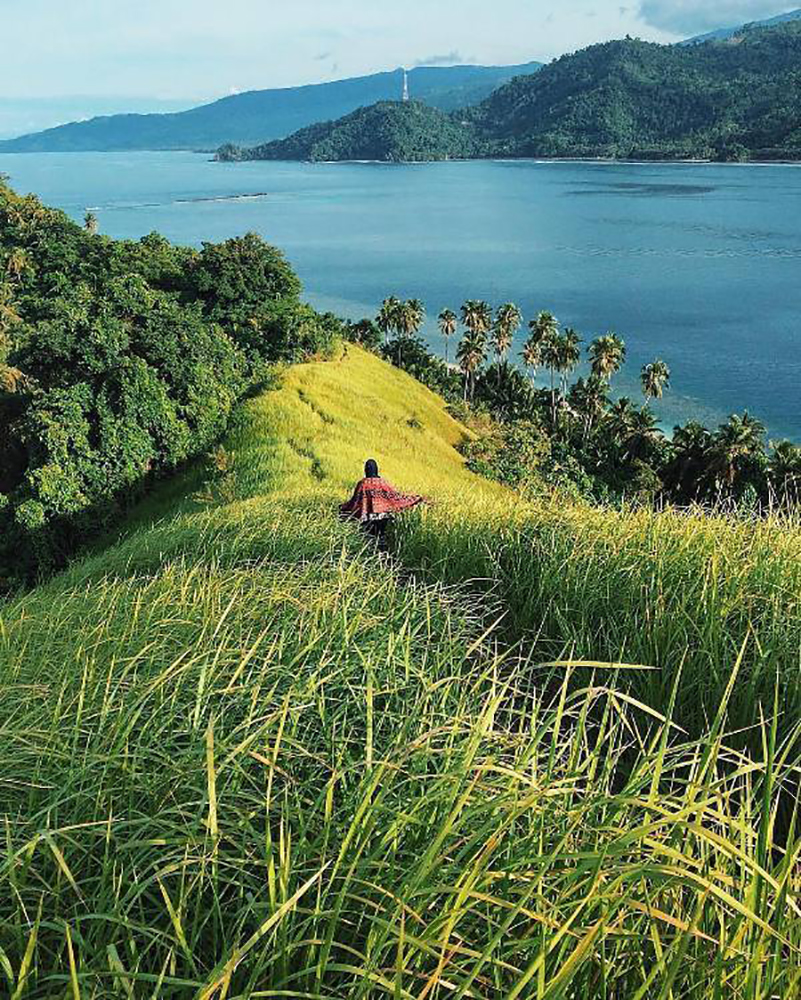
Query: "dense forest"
219 100 480 163
222 21 801 163
0 176 342 584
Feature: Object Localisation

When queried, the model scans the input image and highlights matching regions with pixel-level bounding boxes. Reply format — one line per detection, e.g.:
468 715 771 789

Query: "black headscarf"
365 459 379 478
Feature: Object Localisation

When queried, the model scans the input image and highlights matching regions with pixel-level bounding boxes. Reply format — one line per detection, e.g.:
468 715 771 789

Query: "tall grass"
1 346 799 997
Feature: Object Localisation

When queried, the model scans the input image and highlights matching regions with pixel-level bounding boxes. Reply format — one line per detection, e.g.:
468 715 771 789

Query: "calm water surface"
2 151 800 438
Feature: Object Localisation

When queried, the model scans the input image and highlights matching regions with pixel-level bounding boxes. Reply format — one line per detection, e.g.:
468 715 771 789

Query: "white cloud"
638 1 795 35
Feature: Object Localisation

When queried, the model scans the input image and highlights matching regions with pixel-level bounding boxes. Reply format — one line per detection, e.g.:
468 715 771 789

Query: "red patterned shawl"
340 477 424 523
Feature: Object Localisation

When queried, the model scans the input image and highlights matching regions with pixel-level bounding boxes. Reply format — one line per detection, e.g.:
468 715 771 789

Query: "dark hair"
365 459 379 478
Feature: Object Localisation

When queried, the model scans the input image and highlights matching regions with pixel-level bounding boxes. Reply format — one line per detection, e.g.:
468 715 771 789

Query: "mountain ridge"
681 7 801 45
222 22 801 164
0 62 542 153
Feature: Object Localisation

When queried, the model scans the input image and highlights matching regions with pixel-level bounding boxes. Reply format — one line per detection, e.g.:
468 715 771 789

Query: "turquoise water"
2 150 800 438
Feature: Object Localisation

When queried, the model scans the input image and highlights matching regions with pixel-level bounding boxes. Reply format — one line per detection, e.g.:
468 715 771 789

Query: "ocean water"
2 150 800 439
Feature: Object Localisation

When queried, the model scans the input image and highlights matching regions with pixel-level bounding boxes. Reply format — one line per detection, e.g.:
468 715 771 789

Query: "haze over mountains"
222 21 801 164
681 7 801 44
0 63 542 153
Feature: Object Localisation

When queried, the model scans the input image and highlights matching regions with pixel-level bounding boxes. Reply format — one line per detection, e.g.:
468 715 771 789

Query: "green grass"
1 346 799 998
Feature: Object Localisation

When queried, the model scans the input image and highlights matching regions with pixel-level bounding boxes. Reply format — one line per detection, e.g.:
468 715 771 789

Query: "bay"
2 150 800 439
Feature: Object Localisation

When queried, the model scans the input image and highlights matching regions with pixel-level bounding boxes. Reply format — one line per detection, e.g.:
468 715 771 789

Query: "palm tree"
556 328 582 397
377 297 402 345
641 360 671 401
588 334 626 383
84 211 99 235
491 303 522 364
668 421 714 501
769 440 801 500
624 407 664 462
569 375 609 443
438 308 458 364
456 329 487 402
710 412 766 489
605 397 638 455
527 312 561 427
401 299 425 338
460 300 493 340
394 299 425 364
521 336 543 384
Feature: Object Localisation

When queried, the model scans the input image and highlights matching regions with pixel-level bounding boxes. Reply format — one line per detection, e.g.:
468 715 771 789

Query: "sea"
2 150 800 439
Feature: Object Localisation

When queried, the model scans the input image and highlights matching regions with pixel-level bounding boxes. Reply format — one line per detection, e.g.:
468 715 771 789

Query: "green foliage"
220 100 480 163
229 23 801 163
0 178 339 581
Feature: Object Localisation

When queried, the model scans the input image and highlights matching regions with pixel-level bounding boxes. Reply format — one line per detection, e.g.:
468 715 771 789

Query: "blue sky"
0 1 796 135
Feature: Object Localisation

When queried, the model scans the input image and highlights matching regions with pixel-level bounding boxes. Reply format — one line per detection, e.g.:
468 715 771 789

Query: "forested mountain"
471 20 801 160
681 7 801 45
224 22 801 163
218 101 479 163
0 62 541 153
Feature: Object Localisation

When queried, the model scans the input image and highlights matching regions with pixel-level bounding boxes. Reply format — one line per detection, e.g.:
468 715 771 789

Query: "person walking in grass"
340 459 425 550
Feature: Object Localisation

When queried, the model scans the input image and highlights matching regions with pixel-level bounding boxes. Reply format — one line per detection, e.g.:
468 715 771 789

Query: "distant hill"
224 22 801 163
218 100 478 163
0 62 542 153
681 7 801 45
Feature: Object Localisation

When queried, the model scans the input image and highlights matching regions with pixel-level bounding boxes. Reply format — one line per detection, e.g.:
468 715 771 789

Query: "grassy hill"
2 345 799 997
0 63 542 153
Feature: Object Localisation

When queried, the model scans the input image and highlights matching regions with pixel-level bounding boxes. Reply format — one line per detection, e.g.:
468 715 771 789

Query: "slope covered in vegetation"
0 177 342 583
0 62 543 153
218 100 478 163
226 22 801 163
1 346 800 998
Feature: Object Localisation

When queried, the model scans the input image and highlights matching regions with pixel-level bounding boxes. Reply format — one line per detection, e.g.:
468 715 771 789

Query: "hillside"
2 344 800 995
219 100 478 162
682 7 801 44
471 20 801 159
0 62 542 153
229 22 801 163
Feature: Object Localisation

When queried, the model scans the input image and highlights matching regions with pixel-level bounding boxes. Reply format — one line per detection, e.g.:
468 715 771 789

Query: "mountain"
226 22 801 163
472 21 801 160
218 100 478 163
681 7 801 45
0 62 542 153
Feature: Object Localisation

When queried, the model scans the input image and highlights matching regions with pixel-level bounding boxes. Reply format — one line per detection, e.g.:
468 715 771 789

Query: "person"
340 459 425 550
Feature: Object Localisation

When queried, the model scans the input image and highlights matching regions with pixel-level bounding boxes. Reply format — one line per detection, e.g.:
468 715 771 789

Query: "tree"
84 211 99 235
569 374 609 443
588 334 626 383
0 283 22 344
521 335 543 383
491 303 522 364
395 299 425 364
667 421 714 501
456 329 487 402
769 439 801 501
438 308 458 364
460 300 493 340
641 360 671 401
710 412 766 490
377 297 402 345
400 299 425 338
5 249 33 285
556 328 582 397
528 312 561 428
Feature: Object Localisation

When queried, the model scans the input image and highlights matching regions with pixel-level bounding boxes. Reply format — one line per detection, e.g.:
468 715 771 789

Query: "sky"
0 0 797 135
